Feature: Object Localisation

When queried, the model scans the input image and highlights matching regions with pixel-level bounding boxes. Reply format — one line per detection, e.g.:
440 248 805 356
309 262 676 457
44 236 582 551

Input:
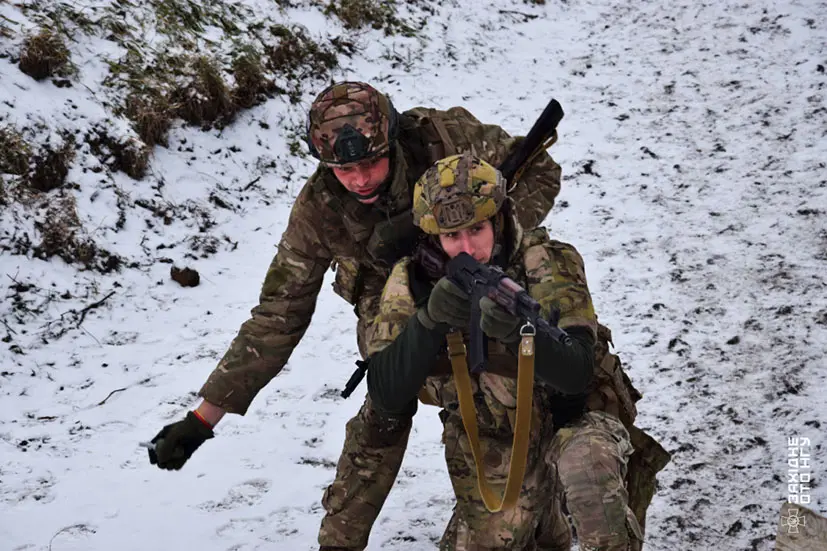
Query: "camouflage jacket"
198 106 562 414
366 222 597 434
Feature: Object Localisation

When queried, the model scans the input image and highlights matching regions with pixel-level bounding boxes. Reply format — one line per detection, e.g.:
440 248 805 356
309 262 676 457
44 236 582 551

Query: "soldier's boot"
317 395 411 550
551 411 643 551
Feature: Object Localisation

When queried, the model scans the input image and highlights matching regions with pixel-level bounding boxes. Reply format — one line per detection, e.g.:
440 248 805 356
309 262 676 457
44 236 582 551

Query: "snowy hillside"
1 0 826 550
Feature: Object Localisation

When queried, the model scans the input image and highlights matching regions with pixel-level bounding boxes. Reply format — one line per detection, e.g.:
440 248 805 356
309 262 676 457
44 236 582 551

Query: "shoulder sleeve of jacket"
524 236 597 340
198 176 335 415
364 257 419 357
440 107 561 229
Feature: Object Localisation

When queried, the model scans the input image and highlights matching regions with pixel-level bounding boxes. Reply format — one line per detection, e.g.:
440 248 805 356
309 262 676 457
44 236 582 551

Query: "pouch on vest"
331 257 363 305
627 424 671 543
366 210 421 268
588 322 642 427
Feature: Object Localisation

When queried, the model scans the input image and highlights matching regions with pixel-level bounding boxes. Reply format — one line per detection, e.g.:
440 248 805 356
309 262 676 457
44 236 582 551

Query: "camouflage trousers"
318 395 411 550
541 411 644 551
439 410 571 551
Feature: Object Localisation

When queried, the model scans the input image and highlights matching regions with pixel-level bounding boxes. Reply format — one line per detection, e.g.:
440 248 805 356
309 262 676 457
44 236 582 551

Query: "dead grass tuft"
27 138 75 193
126 91 174 148
32 191 122 272
116 137 150 179
88 127 150 179
266 25 338 75
173 56 236 127
18 26 72 81
0 127 32 176
324 0 417 36
231 47 273 109
264 25 338 102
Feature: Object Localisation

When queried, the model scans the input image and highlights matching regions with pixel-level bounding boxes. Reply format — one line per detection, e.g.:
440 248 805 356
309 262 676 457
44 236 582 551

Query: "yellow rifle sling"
445 329 535 513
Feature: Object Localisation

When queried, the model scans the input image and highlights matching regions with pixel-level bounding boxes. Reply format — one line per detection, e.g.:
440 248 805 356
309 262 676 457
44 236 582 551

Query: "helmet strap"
490 211 511 268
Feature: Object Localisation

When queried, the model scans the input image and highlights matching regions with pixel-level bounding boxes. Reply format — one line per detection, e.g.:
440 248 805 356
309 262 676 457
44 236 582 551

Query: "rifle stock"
498 98 564 184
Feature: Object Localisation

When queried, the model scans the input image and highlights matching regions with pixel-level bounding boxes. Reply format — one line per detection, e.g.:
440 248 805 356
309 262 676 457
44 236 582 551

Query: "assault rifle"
445 252 572 373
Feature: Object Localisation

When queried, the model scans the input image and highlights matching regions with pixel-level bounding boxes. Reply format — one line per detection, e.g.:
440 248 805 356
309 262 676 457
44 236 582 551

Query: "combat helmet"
413 153 507 235
306 81 398 165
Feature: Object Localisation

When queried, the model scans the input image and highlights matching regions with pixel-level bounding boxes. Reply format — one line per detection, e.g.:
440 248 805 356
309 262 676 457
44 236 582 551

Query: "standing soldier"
146 81 563 550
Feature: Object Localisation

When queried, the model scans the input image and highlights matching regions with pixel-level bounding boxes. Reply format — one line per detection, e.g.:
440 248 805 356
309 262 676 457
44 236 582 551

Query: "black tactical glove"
480 296 522 343
416 277 471 330
148 411 214 470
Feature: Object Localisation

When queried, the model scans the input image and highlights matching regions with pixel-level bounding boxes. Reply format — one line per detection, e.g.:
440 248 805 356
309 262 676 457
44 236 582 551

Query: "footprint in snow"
198 478 271 512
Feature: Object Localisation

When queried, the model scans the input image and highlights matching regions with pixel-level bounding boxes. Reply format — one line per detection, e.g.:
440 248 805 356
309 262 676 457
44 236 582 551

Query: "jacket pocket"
331 257 362 305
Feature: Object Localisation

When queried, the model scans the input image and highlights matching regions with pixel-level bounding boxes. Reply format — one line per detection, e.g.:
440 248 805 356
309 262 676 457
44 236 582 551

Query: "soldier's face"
331 155 391 204
438 220 495 264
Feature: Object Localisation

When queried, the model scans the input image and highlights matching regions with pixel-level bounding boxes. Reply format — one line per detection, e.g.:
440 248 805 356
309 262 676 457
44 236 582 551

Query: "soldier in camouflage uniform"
365 154 661 550
145 82 563 550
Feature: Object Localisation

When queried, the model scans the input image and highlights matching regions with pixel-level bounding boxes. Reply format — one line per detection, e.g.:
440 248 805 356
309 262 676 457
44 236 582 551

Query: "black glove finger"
150 426 170 444
435 277 468 297
479 297 514 322
153 437 176 464
157 449 188 470
148 447 159 465
167 457 189 470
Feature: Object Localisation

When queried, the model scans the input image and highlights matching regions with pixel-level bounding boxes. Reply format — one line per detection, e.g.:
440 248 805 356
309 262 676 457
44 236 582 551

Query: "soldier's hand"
417 277 471 329
480 296 522 343
147 411 214 470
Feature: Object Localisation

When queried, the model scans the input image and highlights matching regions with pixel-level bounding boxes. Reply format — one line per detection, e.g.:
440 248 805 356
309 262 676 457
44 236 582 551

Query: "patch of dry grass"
0 127 32 176
265 25 339 102
26 137 75 193
18 26 72 80
231 46 273 109
88 127 150 180
173 56 236 127
324 0 418 36
32 191 122 272
125 91 175 148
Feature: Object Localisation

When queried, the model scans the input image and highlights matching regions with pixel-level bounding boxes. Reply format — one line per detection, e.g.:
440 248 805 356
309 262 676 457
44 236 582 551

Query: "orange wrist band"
192 409 213 428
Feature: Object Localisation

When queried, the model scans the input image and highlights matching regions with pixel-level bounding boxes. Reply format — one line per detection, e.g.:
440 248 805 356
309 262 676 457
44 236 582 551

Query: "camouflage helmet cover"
307 81 394 165
413 153 507 235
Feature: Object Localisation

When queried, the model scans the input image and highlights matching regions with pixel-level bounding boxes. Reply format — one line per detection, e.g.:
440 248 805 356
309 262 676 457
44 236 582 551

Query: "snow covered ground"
1 0 826 550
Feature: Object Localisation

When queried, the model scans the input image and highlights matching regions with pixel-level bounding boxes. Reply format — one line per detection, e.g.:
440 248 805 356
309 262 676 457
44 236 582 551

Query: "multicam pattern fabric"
413 153 507 234
197 95 564 549
308 81 393 165
199 105 562 415
318 396 411 550
439 412 571 551
546 411 643 551
367 220 597 548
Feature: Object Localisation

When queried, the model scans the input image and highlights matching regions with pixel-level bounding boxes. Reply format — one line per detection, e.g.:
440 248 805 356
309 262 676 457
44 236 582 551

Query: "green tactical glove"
480 296 523 343
147 411 214 470
417 277 472 330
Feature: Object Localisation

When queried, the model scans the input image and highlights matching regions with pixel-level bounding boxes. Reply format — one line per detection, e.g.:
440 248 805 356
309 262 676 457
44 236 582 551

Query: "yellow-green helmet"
412 153 506 235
